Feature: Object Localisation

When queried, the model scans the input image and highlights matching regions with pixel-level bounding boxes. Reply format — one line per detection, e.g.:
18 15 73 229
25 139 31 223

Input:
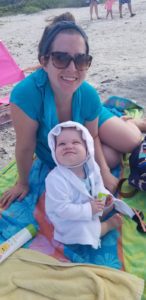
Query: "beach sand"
0 0 146 169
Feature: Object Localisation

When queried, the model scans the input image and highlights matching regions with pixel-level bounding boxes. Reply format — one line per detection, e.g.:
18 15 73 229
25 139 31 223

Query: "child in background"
105 0 115 19
45 121 136 249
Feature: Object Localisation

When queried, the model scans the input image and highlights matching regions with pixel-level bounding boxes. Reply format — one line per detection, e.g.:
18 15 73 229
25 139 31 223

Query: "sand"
0 0 146 169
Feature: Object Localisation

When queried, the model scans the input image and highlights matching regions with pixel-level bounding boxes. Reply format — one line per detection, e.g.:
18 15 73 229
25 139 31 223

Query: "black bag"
129 136 146 191
118 137 146 197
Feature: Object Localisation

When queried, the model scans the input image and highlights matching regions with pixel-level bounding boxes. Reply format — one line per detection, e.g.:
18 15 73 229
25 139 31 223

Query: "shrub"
0 0 104 16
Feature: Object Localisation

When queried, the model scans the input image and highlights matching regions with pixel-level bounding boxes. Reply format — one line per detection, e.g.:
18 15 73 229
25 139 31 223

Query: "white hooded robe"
45 121 134 249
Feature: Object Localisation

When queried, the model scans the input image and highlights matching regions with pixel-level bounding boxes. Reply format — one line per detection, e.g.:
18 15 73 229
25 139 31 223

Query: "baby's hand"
90 199 105 216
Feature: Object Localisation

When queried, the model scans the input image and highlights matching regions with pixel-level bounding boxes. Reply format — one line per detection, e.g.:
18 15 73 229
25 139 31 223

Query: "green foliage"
21 5 41 14
25 0 88 9
0 0 105 16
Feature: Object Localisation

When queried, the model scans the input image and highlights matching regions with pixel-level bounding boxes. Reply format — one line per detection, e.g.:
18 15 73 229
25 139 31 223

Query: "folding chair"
0 40 40 127
0 40 25 105
0 40 24 127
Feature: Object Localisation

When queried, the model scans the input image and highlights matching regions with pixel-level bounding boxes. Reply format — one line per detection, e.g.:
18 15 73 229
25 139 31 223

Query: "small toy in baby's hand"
93 193 114 218
98 192 107 202
92 192 108 218
98 193 113 205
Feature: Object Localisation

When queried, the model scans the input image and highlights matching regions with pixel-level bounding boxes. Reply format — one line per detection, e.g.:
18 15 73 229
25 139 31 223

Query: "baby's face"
55 128 87 167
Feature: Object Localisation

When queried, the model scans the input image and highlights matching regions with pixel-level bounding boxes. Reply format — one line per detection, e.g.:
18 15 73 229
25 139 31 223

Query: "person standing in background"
119 0 136 18
105 0 115 19
89 0 100 20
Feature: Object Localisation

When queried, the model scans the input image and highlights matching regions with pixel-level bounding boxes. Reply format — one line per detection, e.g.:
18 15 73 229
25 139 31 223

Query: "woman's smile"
60 75 78 82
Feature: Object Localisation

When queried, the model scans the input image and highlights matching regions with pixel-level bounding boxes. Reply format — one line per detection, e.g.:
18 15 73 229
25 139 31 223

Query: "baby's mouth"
63 151 76 155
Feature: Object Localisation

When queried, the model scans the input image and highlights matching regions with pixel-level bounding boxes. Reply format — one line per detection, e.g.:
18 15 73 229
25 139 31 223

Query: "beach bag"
118 136 146 197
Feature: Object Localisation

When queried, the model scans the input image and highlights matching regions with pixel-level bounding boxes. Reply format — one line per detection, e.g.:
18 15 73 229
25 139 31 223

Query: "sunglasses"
49 52 92 71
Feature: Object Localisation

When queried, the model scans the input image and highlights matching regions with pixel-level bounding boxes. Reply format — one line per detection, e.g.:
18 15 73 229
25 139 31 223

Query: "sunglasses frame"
48 51 92 71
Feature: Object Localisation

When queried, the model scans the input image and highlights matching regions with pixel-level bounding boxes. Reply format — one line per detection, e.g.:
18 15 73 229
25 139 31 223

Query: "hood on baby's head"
48 121 95 166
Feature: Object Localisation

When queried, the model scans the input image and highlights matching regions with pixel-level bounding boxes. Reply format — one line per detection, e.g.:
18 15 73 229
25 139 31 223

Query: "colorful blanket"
0 96 146 299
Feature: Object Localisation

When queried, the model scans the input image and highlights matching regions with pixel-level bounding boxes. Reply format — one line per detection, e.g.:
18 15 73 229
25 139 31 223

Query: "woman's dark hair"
38 12 89 63
52 12 76 24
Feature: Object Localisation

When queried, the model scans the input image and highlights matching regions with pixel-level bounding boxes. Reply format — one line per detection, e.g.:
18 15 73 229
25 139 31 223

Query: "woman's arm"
0 104 39 208
85 118 119 193
12 104 38 185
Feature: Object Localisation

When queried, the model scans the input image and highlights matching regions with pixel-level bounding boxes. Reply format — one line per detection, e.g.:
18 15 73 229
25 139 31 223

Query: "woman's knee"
124 126 142 152
102 145 122 168
99 117 142 153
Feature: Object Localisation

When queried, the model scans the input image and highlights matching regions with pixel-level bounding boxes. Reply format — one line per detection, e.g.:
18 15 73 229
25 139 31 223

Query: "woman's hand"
0 103 38 210
0 181 29 210
120 115 133 122
101 169 119 194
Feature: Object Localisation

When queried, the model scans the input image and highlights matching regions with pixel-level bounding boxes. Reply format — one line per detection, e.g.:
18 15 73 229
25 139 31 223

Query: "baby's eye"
73 141 80 145
58 142 66 146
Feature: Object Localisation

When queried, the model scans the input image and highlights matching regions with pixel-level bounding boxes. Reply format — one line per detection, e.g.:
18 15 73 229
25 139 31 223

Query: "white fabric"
45 166 102 249
45 121 134 249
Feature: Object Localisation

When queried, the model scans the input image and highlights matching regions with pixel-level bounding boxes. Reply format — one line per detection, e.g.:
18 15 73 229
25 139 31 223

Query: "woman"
0 13 143 208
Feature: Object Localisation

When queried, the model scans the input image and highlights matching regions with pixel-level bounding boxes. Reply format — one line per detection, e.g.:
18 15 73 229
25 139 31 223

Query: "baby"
45 121 135 249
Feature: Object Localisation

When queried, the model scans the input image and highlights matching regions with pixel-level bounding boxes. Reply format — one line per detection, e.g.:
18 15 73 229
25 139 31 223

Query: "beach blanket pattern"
0 96 146 299
0 159 122 265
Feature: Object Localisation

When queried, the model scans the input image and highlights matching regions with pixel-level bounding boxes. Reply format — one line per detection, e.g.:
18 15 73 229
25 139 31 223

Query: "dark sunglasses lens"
75 54 92 70
52 52 70 69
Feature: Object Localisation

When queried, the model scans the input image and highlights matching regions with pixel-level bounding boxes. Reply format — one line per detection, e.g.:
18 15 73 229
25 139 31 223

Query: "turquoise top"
10 68 102 168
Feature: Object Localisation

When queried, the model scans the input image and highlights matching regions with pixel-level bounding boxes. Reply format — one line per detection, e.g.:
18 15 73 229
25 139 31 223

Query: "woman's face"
44 33 88 97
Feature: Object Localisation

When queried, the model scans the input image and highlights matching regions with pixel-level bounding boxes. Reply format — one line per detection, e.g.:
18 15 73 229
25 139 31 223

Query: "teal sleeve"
10 73 42 122
80 81 102 121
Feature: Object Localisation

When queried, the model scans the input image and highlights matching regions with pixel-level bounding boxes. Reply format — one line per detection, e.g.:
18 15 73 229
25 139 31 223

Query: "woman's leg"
121 116 146 132
119 1 123 17
101 144 122 168
94 2 99 19
128 2 132 14
99 116 142 168
99 116 142 152
106 10 109 19
90 2 94 20
110 10 113 19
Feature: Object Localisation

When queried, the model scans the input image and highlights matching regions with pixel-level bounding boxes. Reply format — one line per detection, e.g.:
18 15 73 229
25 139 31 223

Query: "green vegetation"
0 0 105 17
